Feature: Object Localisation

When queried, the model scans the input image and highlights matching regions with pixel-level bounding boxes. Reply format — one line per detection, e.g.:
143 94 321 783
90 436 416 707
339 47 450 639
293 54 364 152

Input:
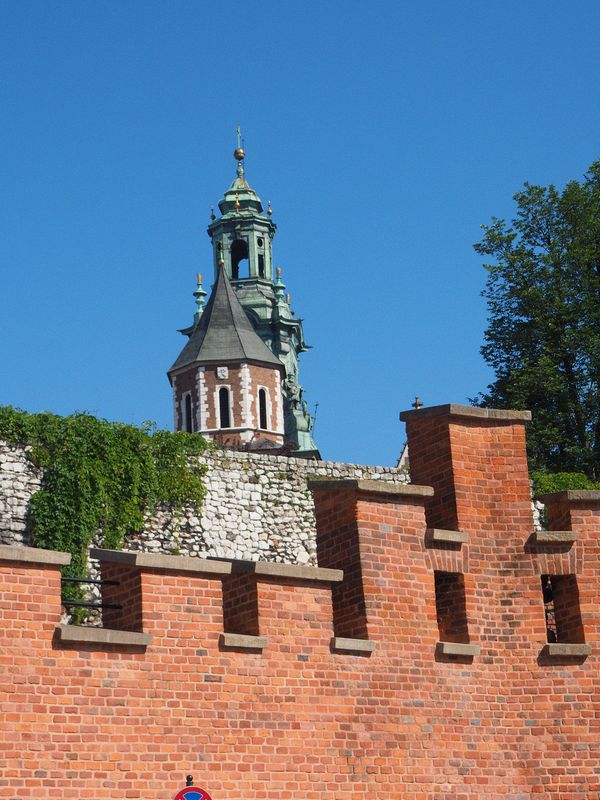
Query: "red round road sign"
173 788 213 800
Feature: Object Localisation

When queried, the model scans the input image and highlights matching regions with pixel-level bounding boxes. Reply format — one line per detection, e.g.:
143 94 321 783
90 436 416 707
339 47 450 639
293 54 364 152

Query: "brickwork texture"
0 405 598 798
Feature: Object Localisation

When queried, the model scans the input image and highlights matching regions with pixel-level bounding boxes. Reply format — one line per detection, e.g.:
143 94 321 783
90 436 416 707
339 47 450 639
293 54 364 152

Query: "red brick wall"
172 367 198 430
1 404 600 798
249 365 281 433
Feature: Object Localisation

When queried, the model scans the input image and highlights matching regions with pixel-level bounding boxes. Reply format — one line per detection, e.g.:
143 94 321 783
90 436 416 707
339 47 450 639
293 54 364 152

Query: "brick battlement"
1 404 600 798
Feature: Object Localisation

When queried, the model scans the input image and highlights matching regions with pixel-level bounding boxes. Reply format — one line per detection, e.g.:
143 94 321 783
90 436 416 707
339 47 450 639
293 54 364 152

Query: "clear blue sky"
2 1 600 465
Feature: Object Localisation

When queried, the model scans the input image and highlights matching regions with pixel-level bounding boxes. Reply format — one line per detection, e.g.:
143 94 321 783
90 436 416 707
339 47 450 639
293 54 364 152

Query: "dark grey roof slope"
169 266 283 373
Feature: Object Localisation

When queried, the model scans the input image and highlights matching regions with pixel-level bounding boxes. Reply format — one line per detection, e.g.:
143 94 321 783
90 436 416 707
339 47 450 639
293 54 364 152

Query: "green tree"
475 160 600 478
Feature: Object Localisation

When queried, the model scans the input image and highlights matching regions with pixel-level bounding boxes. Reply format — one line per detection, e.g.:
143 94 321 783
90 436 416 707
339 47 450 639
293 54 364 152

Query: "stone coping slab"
539 490 600 504
532 531 578 545
230 560 343 583
436 641 480 657
220 633 268 650
56 625 152 647
427 528 468 544
400 404 531 423
331 637 376 654
0 544 71 566
544 642 591 657
308 478 433 498
90 548 233 575
90 549 342 582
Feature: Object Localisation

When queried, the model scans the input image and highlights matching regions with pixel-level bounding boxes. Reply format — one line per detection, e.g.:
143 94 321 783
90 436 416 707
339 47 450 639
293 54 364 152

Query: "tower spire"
234 124 245 180
194 138 319 457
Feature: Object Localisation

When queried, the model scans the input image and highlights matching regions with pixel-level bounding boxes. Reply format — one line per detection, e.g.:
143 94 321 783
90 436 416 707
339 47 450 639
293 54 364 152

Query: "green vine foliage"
531 470 600 528
0 407 208 608
531 470 600 498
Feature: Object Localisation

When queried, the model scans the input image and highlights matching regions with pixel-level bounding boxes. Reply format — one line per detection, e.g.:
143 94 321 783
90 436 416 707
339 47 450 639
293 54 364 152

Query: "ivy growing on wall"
0 407 209 605
531 470 600 497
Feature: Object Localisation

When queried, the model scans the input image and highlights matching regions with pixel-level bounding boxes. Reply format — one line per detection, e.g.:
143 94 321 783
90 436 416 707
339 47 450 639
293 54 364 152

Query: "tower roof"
168 266 283 374
217 160 264 217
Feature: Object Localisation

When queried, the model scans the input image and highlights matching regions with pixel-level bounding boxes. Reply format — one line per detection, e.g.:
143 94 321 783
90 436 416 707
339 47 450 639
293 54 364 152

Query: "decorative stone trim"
55 625 152 647
532 531 577 545
90 548 233 575
0 544 71 566
400 404 531 423
543 642 591 657
331 637 376 654
308 479 433 498
436 641 479 657
220 633 268 650
427 528 468 544
539 490 600 504
231 560 343 583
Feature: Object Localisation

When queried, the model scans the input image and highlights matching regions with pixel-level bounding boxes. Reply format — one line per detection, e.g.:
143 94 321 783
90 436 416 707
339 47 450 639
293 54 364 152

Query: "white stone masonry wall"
0 441 408 565
0 444 42 545
129 449 409 564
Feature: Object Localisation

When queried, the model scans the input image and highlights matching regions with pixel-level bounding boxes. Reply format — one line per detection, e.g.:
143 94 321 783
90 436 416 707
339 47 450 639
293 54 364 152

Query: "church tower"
168 133 319 457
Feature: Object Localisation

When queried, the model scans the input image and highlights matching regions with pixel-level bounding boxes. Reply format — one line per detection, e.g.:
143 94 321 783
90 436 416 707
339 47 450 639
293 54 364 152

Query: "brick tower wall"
0 403 599 798
172 362 283 446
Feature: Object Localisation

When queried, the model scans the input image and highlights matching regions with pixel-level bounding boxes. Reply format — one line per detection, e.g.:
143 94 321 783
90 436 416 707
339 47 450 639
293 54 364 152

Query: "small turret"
193 273 207 325
168 266 285 450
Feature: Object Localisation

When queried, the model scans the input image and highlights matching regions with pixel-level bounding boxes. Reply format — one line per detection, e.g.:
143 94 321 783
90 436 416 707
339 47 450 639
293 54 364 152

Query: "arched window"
184 394 193 433
219 387 231 428
231 239 249 279
258 388 268 430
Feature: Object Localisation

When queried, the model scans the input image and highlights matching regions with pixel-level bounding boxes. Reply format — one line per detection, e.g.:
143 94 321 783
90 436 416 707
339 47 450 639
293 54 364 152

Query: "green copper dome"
217 162 264 217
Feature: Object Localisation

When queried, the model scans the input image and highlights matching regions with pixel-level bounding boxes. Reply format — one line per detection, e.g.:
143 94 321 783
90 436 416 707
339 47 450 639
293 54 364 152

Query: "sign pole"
173 777 214 800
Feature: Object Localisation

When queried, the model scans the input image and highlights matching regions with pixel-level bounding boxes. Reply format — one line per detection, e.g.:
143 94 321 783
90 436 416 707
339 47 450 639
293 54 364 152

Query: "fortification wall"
1 405 598 798
0 442 407 563
0 443 41 545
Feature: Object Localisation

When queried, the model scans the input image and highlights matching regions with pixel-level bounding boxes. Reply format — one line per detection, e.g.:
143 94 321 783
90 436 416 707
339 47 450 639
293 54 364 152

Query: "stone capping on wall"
539 490 600 503
436 641 480 657
90 548 344 583
427 528 468 544
220 633 268 650
89 548 233 575
307 478 433 498
544 642 592 658
56 624 152 647
532 531 578 545
0 544 71 566
331 637 376 654
399 403 532 423
230 560 343 583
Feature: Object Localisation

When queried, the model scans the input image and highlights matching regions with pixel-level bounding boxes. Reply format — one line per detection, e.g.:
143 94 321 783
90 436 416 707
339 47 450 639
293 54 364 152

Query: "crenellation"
2 405 600 796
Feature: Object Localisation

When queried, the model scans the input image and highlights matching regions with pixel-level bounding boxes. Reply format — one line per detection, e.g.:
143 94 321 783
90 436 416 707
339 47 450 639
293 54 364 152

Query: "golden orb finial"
234 124 245 161
210 207 216 221
267 200 273 216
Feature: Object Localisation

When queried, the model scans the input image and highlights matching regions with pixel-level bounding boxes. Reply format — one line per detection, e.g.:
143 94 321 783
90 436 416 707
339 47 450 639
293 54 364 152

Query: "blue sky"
2 1 600 465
